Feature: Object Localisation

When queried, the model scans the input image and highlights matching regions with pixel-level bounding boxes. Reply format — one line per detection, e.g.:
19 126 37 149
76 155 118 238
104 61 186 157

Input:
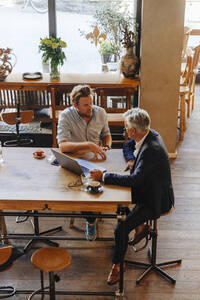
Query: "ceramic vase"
120 47 138 78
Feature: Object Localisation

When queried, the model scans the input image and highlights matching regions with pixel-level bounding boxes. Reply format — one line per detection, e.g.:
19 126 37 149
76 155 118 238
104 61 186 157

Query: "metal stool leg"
49 272 56 300
126 219 182 284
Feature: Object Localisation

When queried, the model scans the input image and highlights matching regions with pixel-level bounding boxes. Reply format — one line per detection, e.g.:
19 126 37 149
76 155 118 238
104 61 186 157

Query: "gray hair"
123 108 151 132
70 85 93 105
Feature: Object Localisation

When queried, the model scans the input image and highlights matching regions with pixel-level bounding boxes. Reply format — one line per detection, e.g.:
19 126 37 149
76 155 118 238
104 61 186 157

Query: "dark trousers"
112 204 156 264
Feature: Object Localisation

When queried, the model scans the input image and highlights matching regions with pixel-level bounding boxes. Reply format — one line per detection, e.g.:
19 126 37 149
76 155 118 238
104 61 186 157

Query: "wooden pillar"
140 0 185 155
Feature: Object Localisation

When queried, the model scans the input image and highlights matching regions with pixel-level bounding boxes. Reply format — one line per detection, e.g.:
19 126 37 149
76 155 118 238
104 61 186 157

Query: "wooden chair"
0 84 51 146
125 208 182 284
95 87 134 144
190 44 200 113
30 247 71 300
1 109 34 146
181 45 200 119
179 53 192 140
49 85 73 148
181 26 191 63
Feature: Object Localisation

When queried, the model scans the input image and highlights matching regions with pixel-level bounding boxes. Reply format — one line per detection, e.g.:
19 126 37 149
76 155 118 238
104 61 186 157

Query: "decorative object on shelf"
120 26 139 78
23 72 42 80
0 48 16 81
99 40 119 72
39 36 67 79
85 25 106 47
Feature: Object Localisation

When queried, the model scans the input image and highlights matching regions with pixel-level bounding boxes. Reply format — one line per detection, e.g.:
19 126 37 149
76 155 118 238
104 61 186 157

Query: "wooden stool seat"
30 247 71 300
31 247 71 272
0 246 12 266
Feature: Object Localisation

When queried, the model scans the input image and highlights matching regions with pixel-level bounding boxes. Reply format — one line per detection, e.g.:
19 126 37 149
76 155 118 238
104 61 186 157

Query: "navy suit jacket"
104 129 174 218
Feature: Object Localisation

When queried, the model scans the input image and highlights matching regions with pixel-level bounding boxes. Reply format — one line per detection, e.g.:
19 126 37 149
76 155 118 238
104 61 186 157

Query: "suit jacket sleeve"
123 139 136 161
105 145 159 188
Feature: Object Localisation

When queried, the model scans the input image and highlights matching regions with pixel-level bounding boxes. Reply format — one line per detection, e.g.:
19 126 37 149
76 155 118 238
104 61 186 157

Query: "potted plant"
98 39 119 65
39 36 67 79
93 1 134 57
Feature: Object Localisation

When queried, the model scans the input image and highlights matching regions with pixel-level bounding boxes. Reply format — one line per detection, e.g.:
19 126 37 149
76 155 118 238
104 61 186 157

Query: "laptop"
51 149 106 176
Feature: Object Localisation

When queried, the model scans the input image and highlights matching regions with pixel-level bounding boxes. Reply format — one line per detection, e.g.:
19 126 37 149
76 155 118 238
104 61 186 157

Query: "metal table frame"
0 207 127 299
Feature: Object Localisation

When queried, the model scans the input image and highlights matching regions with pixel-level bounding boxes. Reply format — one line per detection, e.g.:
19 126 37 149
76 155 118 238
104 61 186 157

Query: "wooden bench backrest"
0 84 51 110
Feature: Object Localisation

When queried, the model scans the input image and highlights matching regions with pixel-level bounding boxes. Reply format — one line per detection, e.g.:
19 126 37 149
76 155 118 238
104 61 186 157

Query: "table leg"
117 205 126 298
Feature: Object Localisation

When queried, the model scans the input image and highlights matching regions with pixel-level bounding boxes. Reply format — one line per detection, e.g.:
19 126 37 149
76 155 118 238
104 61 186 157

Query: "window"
0 0 48 72
0 0 135 73
185 0 200 47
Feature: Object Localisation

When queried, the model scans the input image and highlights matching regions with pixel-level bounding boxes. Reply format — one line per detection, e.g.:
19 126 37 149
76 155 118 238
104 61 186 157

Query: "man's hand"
88 142 106 160
90 169 103 181
124 159 135 171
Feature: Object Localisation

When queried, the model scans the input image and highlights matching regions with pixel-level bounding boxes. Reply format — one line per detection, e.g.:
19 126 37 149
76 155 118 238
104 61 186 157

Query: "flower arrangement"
39 36 67 78
98 40 119 54
120 26 138 49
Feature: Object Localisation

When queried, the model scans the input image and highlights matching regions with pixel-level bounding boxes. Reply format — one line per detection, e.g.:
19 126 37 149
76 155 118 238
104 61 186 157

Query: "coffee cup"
88 181 101 193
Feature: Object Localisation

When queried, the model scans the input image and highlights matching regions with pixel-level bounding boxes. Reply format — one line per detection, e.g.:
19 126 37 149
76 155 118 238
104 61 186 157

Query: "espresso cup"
88 181 101 193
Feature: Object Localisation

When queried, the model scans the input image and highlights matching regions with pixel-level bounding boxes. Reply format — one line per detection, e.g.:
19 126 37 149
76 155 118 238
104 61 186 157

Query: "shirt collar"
135 131 149 154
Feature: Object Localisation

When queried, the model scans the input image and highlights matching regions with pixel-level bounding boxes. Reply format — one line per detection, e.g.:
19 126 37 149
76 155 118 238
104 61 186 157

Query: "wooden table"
0 147 131 211
0 147 131 298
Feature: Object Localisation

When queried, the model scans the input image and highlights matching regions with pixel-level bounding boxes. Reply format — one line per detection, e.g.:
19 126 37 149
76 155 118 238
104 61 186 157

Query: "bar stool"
125 208 182 284
0 246 24 298
30 247 71 300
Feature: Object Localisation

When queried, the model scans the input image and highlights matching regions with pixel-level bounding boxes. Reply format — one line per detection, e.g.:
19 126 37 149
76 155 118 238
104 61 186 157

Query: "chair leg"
179 93 186 141
69 217 75 228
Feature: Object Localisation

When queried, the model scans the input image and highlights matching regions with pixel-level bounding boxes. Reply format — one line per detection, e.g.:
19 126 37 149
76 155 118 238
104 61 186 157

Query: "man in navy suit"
90 108 174 285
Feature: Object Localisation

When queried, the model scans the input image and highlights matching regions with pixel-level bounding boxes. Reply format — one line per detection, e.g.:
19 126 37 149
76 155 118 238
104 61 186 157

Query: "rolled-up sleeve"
100 109 111 138
57 110 72 144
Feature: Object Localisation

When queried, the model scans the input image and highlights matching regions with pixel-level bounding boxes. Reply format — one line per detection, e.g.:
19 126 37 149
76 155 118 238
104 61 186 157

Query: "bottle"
0 141 4 164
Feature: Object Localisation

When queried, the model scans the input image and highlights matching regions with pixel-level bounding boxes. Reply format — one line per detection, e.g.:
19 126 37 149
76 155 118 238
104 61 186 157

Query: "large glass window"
185 0 200 47
0 0 135 73
0 0 48 72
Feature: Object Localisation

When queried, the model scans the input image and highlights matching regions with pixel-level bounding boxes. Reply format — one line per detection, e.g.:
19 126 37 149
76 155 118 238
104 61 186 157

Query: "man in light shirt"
90 108 174 285
57 84 112 241
57 84 112 158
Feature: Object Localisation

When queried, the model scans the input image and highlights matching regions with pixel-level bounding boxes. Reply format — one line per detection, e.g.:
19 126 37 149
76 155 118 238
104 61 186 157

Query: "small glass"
46 149 55 164
81 174 91 191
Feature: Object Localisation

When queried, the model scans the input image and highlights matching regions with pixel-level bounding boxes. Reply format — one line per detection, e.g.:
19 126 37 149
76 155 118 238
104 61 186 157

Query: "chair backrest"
95 87 133 114
49 85 74 147
181 26 191 62
95 87 134 144
0 84 51 110
191 44 200 72
180 54 192 86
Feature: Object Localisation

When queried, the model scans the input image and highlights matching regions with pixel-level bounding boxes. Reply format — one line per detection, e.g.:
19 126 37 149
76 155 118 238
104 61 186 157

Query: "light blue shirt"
57 105 111 145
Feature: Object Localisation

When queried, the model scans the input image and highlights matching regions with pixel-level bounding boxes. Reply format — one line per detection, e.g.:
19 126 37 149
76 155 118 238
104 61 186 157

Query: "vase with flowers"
39 36 67 79
120 26 139 78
